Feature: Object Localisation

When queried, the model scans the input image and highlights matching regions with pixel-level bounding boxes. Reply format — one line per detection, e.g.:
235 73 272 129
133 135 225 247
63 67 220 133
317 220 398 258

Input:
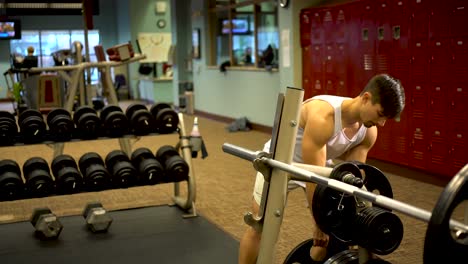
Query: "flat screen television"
0 19 21 40
221 18 249 35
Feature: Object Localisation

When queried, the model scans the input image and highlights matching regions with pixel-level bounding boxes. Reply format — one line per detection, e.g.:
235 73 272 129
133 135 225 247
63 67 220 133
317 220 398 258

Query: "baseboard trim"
194 109 272 134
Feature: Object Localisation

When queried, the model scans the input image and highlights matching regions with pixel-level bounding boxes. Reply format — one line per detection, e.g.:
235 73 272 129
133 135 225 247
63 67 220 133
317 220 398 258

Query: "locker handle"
430 99 433 106
427 144 432 151
451 101 455 108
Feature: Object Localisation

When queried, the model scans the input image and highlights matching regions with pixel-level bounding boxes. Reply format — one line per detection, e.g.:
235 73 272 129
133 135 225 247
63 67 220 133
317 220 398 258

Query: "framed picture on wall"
192 28 201 59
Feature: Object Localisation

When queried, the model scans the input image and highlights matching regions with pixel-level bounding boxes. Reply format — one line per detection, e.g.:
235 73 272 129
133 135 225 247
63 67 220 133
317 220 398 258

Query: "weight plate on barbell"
424 164 468 264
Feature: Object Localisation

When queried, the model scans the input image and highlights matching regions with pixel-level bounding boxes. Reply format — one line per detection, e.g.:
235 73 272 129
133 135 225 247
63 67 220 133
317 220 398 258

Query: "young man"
238 74 406 263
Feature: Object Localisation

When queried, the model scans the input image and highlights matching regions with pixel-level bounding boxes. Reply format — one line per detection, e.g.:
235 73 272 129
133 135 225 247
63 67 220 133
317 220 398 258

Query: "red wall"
300 0 468 178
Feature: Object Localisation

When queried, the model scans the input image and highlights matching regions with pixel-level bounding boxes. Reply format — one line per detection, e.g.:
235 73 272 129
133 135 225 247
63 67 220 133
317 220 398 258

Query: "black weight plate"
23 157 50 177
0 159 21 176
51 154 77 175
424 165 468 264
150 103 172 117
0 173 24 201
131 147 154 162
100 105 123 121
139 158 164 185
79 152 105 172
368 209 403 255
0 110 16 121
55 167 82 194
283 239 314 264
323 249 359 264
131 109 155 135
156 108 179 134
73 106 97 124
125 103 147 120
105 150 129 169
18 109 43 125
352 162 393 199
155 145 179 161
46 108 71 125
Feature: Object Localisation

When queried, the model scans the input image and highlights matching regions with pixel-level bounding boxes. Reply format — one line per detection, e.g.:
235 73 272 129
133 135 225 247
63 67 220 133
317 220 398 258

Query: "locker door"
311 10 324 45
410 40 429 82
311 44 324 98
451 38 468 83
428 84 448 124
427 125 449 176
375 0 392 74
391 0 411 85
300 9 313 47
448 123 468 176
449 84 468 125
390 110 410 165
335 43 348 96
409 83 428 169
410 0 430 39
429 39 451 84
429 4 450 39
323 9 334 43
450 0 468 37
302 45 313 100
334 8 347 43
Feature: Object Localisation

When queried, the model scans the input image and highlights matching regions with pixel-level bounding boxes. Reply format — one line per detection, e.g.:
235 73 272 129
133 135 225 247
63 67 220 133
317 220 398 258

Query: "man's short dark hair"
360 74 405 120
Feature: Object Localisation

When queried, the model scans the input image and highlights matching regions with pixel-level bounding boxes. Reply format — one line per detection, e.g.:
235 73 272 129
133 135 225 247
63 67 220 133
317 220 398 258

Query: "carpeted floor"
0 101 459 263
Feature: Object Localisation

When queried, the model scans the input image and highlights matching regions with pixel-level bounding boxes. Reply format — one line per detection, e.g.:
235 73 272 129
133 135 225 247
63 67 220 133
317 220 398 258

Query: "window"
208 0 278 69
10 29 100 82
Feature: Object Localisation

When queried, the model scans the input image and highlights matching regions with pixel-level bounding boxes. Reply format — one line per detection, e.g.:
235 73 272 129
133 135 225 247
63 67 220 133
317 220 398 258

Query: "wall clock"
279 0 289 8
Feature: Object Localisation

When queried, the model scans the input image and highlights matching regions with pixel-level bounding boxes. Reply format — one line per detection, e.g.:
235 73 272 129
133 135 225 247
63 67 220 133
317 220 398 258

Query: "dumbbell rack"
1 53 198 217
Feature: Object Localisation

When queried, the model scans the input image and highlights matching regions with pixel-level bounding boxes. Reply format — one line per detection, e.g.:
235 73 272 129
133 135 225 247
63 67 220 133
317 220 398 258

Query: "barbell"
222 143 468 263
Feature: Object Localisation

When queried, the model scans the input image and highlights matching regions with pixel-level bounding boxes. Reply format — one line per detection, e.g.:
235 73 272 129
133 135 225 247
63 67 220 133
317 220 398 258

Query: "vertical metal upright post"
257 87 304 263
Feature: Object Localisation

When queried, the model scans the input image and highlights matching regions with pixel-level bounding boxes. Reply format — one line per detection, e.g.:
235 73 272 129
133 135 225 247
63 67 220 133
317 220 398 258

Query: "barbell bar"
222 143 468 233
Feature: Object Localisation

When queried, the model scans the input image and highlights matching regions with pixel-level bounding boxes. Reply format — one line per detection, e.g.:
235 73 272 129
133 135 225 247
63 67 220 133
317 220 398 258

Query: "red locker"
428 4 451 39
390 0 411 85
448 122 468 176
302 45 313 100
323 9 334 43
428 84 448 122
409 118 428 169
450 1 468 37
311 44 323 79
429 39 451 84
410 0 430 39
410 40 429 81
311 10 324 45
390 110 410 165
451 38 468 83
408 83 428 169
449 84 468 122
300 9 313 48
334 8 347 43
427 125 450 175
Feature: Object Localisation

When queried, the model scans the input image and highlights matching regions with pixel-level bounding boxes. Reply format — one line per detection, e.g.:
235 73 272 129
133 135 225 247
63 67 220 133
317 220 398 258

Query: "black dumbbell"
0 159 24 201
78 152 111 192
150 103 179 134
73 106 101 139
46 108 75 141
30 207 63 240
99 105 129 137
0 111 18 146
155 145 189 182
51 154 83 194
125 103 155 135
131 147 165 185
105 150 138 188
23 157 55 198
82 202 113 233
18 109 46 143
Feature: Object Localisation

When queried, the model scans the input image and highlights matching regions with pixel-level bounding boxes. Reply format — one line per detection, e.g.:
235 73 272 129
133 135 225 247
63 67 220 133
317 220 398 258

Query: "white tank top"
294 95 368 163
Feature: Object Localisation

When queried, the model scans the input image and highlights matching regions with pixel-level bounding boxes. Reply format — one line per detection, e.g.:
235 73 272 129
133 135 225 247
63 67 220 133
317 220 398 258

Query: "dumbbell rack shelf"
0 112 198 218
